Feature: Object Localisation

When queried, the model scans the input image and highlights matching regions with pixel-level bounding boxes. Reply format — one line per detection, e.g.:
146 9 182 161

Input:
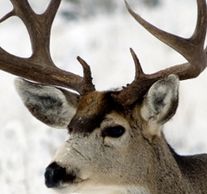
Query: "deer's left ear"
140 74 179 138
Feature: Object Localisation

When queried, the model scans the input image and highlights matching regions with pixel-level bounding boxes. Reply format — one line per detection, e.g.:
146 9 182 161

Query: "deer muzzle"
44 162 76 188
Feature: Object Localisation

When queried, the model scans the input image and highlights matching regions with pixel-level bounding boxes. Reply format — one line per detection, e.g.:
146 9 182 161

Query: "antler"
114 0 207 106
0 0 95 95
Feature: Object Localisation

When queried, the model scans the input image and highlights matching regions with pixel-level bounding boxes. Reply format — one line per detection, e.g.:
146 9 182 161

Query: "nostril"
44 162 76 188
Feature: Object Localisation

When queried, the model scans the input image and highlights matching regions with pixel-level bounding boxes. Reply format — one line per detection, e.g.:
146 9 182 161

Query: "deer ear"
15 79 79 129
140 75 179 137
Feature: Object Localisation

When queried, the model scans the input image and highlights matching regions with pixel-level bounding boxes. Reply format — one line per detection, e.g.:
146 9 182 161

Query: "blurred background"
0 0 207 193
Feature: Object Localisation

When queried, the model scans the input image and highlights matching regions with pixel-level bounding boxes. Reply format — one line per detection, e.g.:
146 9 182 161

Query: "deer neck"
148 137 193 194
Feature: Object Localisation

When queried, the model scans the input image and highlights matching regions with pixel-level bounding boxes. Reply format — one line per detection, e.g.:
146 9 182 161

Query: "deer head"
1 0 207 194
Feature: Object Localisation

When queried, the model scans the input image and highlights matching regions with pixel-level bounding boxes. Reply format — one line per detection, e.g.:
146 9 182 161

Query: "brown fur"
16 77 207 194
65 90 207 194
129 110 207 194
68 91 124 134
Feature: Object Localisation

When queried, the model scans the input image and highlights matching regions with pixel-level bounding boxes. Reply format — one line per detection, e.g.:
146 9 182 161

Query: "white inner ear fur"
141 75 179 138
15 78 77 128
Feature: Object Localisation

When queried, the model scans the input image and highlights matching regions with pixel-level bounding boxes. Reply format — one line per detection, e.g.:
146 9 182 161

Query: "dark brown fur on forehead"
68 91 122 134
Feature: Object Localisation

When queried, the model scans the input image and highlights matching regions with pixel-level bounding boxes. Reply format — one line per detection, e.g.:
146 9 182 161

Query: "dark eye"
101 125 125 138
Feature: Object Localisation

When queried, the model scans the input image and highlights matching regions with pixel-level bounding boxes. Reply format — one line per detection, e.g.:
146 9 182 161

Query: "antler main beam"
0 0 95 95
114 0 207 106
1 0 206 105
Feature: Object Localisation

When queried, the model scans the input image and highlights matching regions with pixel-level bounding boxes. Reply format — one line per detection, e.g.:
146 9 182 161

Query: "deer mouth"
53 177 87 190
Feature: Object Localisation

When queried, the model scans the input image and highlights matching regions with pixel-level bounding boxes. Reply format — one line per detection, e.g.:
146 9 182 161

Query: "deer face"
15 74 179 193
49 112 137 193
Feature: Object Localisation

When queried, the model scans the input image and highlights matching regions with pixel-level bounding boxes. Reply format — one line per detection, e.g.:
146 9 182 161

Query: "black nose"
45 162 76 188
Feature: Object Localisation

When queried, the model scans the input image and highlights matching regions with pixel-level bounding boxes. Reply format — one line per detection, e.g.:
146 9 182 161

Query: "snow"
0 0 207 194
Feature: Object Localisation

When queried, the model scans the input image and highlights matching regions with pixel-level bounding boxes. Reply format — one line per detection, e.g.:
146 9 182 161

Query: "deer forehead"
68 91 139 134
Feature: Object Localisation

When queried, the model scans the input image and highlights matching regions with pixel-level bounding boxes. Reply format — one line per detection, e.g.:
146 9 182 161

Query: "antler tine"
125 0 207 62
77 56 95 94
114 0 207 106
0 0 94 95
130 48 145 78
0 10 15 23
44 0 62 25
9 0 62 65
191 0 207 47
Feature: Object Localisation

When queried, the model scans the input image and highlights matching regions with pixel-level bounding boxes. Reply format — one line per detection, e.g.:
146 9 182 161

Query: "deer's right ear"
15 79 79 129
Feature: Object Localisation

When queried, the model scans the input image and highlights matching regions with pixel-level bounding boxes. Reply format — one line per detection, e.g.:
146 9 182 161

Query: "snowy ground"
0 0 207 194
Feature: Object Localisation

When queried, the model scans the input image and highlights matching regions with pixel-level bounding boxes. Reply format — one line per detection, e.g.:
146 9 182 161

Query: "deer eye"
102 126 125 138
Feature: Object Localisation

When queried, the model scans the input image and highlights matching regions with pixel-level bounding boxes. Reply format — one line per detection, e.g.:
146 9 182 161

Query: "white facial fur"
52 185 151 194
52 112 151 194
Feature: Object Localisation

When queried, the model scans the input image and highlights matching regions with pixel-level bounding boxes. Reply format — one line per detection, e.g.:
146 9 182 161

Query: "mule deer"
1 0 207 194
